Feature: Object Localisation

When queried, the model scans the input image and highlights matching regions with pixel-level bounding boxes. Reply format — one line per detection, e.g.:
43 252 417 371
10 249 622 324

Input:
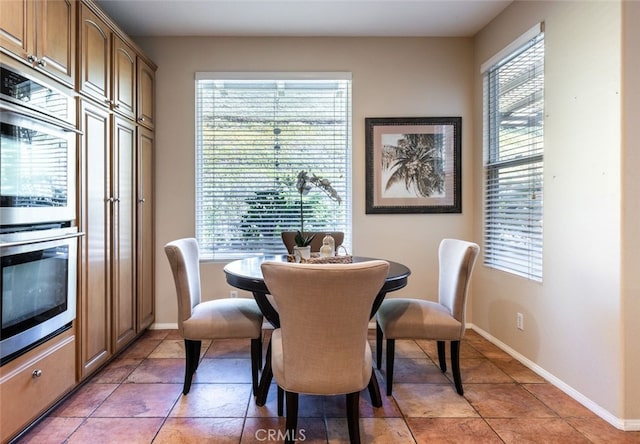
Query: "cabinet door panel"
113 116 137 351
137 126 154 331
0 0 32 60
79 101 112 378
112 36 136 119
79 4 110 105
137 58 155 129
37 0 75 85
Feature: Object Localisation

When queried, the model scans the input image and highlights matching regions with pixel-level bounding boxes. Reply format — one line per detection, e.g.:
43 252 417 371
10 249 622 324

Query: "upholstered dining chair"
280 231 344 254
164 238 264 395
261 260 389 444
376 238 479 396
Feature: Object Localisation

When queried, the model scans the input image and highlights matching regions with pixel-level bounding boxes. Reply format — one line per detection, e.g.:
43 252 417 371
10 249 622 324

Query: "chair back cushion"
164 238 202 329
262 260 388 395
438 239 480 326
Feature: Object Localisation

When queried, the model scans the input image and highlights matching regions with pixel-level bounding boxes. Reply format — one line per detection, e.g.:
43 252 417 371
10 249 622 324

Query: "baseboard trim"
468 323 639 431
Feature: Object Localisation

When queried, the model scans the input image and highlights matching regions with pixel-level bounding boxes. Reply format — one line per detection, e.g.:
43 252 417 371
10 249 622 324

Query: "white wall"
472 0 637 424
135 36 475 328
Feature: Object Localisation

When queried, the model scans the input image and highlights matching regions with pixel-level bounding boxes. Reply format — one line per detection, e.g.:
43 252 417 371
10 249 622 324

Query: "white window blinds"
195 73 352 260
483 30 544 281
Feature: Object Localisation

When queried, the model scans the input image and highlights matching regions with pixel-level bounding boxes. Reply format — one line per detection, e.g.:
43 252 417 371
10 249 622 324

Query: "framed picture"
365 117 461 214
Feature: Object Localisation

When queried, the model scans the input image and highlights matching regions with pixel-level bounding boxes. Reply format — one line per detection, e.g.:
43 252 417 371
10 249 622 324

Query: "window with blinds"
483 29 544 281
195 73 352 260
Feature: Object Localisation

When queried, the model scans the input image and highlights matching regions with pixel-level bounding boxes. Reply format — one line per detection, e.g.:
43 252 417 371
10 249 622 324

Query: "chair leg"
367 370 382 407
385 338 395 396
346 391 361 444
451 340 463 395
376 322 383 369
183 339 201 395
250 336 261 396
437 340 447 373
277 386 284 416
284 391 299 444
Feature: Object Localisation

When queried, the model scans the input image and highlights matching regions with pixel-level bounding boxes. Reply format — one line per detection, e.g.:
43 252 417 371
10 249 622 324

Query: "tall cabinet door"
78 100 112 378
137 126 154 331
112 115 137 352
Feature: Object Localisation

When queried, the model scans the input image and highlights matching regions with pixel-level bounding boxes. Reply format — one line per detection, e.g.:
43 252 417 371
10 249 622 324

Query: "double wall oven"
1 62 82 364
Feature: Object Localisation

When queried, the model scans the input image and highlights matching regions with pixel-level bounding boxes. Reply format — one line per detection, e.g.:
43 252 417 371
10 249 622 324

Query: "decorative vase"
293 245 311 262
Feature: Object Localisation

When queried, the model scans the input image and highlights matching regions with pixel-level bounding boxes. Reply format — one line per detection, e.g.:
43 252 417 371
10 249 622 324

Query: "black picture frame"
365 117 461 214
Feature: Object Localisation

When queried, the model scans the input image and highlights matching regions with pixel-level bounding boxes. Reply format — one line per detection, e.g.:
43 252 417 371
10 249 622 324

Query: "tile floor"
16 328 640 443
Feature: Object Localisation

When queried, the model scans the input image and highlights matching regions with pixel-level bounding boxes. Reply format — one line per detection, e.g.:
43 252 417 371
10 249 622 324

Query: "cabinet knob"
27 54 38 63
32 369 42 378
138 198 146 204
106 197 114 203
138 116 145 122
37 59 47 67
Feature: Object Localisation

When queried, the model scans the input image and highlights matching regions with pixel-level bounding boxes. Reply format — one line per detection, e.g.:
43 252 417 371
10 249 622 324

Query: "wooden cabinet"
78 102 138 378
112 115 137 350
76 1 157 379
112 36 136 120
137 57 155 129
78 2 111 106
137 126 155 331
0 0 76 86
0 329 76 443
78 99 112 376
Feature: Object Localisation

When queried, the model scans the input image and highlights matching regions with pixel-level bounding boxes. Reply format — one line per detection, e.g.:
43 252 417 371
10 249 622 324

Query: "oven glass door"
0 110 76 225
0 227 78 363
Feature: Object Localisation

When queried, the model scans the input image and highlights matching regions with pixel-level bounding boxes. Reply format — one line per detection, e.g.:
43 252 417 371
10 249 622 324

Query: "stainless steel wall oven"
1 63 77 226
0 224 81 364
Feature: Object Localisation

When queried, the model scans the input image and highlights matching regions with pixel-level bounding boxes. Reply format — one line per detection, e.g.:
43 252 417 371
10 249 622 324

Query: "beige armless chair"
376 239 479 396
165 238 264 395
262 260 389 444
280 231 344 253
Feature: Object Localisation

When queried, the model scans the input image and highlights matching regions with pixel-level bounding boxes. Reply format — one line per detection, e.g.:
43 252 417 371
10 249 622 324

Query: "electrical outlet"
230 290 238 298
516 312 524 330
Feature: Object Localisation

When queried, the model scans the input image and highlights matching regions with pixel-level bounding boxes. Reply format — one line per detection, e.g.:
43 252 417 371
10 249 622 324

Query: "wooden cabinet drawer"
0 332 76 443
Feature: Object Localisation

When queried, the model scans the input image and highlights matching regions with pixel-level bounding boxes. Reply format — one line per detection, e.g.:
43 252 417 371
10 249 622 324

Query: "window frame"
194 72 352 261
482 25 545 281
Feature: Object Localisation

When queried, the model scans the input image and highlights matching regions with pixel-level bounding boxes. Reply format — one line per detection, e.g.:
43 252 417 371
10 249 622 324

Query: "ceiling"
94 0 513 38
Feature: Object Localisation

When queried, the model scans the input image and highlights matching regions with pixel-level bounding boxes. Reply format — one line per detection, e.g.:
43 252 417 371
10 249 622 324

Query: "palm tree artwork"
381 133 445 198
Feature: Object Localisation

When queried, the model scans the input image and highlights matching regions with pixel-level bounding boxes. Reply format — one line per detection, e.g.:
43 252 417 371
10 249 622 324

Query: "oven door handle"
0 232 85 249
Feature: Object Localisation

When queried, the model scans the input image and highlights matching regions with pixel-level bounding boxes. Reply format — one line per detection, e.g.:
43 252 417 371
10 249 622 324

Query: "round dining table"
224 254 411 406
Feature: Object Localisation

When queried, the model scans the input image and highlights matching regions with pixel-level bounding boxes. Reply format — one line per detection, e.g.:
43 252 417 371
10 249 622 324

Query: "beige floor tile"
464 384 556 418
91 358 143 383
66 417 163 444
407 417 503 443
523 383 597 418
327 417 415 443
491 357 546 383
51 383 119 417
17 417 84 444
125 357 185 384
154 417 244 443
91 383 182 417
191 357 255 384
459 358 514 384
566 417 640 443
204 338 253 358
169 383 251 417
487 418 592 443
386 357 451 385
119 338 162 359
392 383 478 418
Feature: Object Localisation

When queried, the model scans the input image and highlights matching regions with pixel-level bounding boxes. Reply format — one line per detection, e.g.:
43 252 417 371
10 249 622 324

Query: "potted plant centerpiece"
288 170 341 260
